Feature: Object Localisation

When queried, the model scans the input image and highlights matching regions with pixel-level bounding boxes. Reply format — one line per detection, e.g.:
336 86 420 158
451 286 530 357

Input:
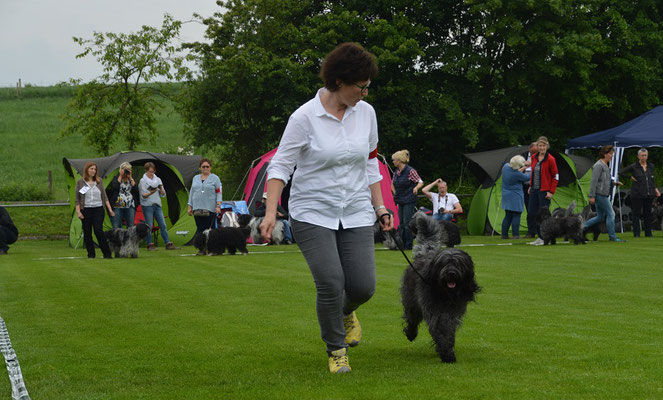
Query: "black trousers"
194 213 217 236
0 226 18 252
630 197 654 237
82 207 111 258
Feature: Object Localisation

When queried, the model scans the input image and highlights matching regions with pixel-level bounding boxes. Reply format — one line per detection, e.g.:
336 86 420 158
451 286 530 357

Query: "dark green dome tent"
63 151 202 247
464 146 593 236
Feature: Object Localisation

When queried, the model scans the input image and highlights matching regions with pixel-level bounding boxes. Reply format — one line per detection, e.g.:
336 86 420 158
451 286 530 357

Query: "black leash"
382 214 430 285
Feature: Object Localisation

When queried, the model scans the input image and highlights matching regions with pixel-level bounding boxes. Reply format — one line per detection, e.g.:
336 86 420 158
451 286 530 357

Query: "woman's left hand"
377 211 394 231
215 205 221 214
545 192 553 200
108 209 115 217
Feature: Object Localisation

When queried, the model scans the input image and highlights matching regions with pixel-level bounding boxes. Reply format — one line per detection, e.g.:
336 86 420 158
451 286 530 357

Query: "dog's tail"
567 200 577 215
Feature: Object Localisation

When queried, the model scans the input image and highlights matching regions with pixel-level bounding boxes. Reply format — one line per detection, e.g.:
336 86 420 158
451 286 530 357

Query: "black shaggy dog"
580 206 603 242
408 211 461 248
104 223 151 258
536 205 584 245
193 226 250 255
401 212 480 363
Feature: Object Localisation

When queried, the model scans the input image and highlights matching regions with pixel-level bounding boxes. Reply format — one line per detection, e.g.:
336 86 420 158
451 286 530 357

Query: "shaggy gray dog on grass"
400 211 480 363
104 223 151 258
248 216 284 245
408 211 461 250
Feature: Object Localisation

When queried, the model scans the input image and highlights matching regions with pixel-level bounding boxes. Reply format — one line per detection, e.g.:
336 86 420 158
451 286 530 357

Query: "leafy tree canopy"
62 14 193 155
181 0 663 189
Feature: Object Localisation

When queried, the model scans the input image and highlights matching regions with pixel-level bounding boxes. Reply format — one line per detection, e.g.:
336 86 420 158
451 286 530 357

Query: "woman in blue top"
501 155 530 239
187 158 223 240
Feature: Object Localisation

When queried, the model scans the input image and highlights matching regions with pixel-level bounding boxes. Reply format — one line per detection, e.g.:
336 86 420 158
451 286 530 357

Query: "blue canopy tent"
566 105 663 194
566 106 663 230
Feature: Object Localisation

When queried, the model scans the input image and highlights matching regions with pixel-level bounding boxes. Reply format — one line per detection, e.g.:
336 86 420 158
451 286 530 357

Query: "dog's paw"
440 351 456 363
403 325 418 342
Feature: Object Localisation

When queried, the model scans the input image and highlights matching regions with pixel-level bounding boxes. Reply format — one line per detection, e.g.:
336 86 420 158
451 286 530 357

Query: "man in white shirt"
422 179 462 221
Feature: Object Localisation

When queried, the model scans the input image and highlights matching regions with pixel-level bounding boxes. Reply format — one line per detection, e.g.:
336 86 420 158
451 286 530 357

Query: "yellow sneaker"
343 311 362 347
328 348 351 374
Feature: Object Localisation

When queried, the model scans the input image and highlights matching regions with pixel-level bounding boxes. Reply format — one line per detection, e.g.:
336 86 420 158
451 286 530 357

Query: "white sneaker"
528 238 544 246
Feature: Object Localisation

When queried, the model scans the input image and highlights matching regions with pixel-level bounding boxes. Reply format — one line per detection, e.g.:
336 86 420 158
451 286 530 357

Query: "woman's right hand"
259 214 276 243
187 205 193 216
77 211 84 220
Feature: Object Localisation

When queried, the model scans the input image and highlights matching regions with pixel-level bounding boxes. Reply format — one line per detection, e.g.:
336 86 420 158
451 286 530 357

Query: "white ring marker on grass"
0 316 30 400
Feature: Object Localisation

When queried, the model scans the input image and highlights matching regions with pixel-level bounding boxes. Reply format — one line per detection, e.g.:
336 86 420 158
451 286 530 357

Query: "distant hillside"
0 85 188 201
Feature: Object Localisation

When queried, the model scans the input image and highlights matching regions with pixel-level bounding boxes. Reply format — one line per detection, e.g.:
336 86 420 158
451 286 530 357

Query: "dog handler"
260 42 393 374
583 145 625 242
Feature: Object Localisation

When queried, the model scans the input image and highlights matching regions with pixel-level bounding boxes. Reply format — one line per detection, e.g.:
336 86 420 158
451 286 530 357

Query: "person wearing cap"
254 192 294 244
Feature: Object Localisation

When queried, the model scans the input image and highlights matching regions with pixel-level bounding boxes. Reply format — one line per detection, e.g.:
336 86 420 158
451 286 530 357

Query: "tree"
181 0 663 189
61 14 192 155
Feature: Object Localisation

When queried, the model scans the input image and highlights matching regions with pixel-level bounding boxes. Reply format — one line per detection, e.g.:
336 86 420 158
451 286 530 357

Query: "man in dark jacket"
0 206 19 255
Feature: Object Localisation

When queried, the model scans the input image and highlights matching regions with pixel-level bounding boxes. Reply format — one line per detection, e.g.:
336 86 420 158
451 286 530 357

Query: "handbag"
193 209 211 217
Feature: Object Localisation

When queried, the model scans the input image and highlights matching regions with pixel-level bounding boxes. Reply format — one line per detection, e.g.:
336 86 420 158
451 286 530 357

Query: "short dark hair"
320 42 378 91
599 145 614 158
199 158 211 168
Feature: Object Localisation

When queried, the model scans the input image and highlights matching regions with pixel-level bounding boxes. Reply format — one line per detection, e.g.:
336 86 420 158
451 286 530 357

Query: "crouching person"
0 206 18 255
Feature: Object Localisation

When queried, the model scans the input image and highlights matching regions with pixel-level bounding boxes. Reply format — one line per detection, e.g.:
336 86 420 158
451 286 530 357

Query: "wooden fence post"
48 170 53 194
17 79 22 98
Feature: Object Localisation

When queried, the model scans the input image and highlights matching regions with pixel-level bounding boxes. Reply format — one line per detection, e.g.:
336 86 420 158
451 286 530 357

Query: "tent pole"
231 159 256 201
491 188 501 237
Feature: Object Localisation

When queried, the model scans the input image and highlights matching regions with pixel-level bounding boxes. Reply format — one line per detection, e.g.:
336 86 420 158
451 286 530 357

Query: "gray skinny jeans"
291 219 376 352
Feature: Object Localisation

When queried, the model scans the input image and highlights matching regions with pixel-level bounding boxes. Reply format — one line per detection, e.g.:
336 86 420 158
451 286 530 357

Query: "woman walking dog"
260 43 393 374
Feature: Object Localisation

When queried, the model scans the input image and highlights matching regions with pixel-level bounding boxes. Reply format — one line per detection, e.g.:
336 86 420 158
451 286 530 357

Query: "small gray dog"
104 223 151 258
409 211 461 250
248 216 284 245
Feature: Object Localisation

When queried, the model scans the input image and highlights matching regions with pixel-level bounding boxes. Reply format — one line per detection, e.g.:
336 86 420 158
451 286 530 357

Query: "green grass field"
2 235 662 399
0 87 187 201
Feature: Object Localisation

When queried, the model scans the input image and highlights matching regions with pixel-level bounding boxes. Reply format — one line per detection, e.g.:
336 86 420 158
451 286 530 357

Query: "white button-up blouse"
267 88 382 230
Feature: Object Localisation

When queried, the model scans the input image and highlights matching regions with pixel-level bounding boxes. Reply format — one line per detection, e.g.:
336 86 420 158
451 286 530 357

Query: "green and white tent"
63 151 202 247
464 146 593 236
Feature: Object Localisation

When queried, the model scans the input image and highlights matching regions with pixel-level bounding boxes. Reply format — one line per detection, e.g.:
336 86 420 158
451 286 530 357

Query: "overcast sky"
0 0 222 87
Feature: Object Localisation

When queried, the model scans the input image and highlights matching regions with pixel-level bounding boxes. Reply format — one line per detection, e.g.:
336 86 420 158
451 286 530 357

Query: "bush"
0 182 54 201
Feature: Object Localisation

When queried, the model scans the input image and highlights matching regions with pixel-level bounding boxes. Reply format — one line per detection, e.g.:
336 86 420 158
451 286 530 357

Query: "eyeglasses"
201 165 211 168
355 81 371 93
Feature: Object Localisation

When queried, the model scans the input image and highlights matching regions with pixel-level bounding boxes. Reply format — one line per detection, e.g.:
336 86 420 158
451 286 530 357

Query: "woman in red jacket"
527 136 558 245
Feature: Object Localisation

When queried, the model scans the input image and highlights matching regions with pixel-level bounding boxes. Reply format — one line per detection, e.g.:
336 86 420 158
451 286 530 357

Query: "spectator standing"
0 206 18 255
139 162 179 250
391 149 424 249
524 142 537 238
107 162 139 229
528 136 559 245
187 158 222 244
619 148 660 237
501 156 530 239
74 162 114 258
